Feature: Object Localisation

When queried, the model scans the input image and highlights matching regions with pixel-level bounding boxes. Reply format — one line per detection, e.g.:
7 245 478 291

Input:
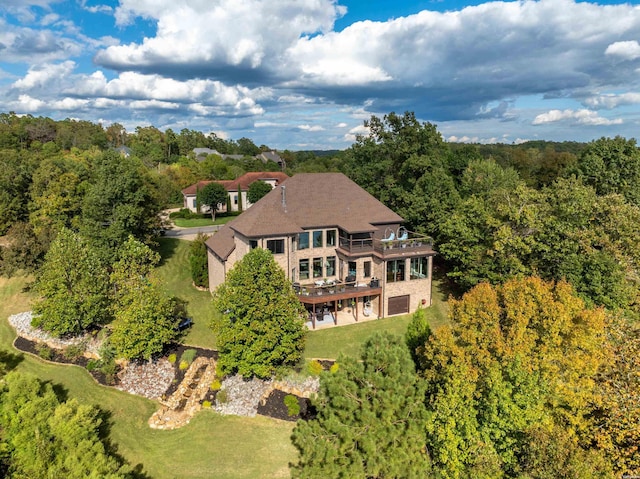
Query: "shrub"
63 343 84 360
284 394 301 417
216 389 228 404
180 348 197 365
306 359 323 376
210 379 222 391
202 400 212 408
179 360 189 370
99 358 117 385
168 353 177 364
86 359 99 372
329 362 339 374
36 343 53 360
170 208 200 219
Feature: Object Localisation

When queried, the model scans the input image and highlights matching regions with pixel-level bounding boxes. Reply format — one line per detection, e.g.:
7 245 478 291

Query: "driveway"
164 225 220 240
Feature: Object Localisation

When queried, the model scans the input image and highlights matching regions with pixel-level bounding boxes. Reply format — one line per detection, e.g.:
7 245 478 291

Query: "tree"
189 233 210 288
196 182 228 221
419 277 612 478
0 221 51 276
109 236 178 360
290 333 430 478
80 150 161 260
0 372 129 478
109 285 179 360
32 228 110 336
211 248 306 378
247 180 272 204
574 136 640 206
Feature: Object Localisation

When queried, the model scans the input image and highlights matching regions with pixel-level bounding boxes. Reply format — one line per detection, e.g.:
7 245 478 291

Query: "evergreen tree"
189 233 209 288
291 333 430 478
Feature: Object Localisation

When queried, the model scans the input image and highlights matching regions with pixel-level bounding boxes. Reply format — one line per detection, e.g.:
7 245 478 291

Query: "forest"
0 111 638 477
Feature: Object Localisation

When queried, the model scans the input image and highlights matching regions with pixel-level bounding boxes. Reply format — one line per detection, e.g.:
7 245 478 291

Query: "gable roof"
181 172 289 196
206 173 403 260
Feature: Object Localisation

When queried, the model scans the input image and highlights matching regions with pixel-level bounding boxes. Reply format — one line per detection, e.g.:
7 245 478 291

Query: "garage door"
388 295 410 316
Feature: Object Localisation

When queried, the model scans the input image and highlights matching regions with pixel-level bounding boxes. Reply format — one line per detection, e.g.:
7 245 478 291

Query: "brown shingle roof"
206 173 404 260
182 172 289 195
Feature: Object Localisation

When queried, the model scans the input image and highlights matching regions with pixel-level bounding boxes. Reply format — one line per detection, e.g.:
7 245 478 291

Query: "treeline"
343 111 640 311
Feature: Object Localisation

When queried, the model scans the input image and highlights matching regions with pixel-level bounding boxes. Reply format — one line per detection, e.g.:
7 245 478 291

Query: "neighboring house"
113 145 132 158
181 172 290 213
205 173 436 328
192 148 284 168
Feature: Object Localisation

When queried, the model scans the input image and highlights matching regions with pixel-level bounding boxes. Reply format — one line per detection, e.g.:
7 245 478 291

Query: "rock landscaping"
8 311 322 427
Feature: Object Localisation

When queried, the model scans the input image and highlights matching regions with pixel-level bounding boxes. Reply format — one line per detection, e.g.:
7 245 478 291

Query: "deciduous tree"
247 180 272 204
32 228 110 336
211 248 306 378
197 182 228 221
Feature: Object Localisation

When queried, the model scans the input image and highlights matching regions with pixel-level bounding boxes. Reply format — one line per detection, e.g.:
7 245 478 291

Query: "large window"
313 230 323 248
266 239 284 255
325 256 336 277
410 257 429 280
387 259 406 283
299 259 309 280
364 261 371 278
313 258 323 278
326 229 336 246
298 232 309 250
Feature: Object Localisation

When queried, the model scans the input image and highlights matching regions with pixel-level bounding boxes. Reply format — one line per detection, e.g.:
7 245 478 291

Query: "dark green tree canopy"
32 228 110 336
291 333 430 478
247 180 272 204
211 247 306 378
196 181 228 220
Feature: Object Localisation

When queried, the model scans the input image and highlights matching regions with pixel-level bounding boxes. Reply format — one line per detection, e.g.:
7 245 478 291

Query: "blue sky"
2 0 640 149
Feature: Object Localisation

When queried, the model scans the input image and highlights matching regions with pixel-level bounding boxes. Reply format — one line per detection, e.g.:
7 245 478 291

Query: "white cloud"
584 92 640 109
12 61 75 89
297 124 325 131
533 109 623 126
605 41 640 60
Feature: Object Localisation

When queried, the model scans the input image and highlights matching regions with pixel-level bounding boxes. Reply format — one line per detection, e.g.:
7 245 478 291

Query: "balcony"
338 230 434 258
294 278 382 305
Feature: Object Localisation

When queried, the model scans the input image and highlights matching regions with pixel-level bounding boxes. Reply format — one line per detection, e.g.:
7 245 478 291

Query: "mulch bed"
13 336 114 386
256 388 317 422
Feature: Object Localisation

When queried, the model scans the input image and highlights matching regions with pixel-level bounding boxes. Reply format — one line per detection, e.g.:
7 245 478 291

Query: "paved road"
163 225 220 240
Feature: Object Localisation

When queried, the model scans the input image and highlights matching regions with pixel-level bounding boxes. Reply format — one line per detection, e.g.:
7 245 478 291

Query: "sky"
2 0 640 150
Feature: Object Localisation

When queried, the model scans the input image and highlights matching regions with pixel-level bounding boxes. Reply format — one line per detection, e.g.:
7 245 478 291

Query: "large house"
205 173 436 328
181 172 289 213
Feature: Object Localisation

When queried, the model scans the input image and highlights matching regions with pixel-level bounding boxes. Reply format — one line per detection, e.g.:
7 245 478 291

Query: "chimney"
281 185 286 210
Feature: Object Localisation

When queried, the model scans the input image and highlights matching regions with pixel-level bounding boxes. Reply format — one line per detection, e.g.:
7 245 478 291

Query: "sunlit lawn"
0 276 295 479
172 215 236 228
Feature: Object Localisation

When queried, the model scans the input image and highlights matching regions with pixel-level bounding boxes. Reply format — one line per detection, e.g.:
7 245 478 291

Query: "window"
249 240 258 250
313 258 323 278
348 261 357 278
410 257 429 280
364 261 371 278
233 195 238 205
325 256 336 277
386 259 406 283
313 230 323 248
326 229 336 246
266 239 284 254
299 259 309 280
298 232 309 250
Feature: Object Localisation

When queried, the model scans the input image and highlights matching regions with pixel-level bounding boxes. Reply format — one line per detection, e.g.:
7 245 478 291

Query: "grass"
305 276 450 359
172 215 236 228
155 238 217 349
0 275 295 479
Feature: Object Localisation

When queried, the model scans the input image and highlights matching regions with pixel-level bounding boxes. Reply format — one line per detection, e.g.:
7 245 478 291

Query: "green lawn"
155 238 217 349
305 277 450 359
172 215 236 228
0 276 295 479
